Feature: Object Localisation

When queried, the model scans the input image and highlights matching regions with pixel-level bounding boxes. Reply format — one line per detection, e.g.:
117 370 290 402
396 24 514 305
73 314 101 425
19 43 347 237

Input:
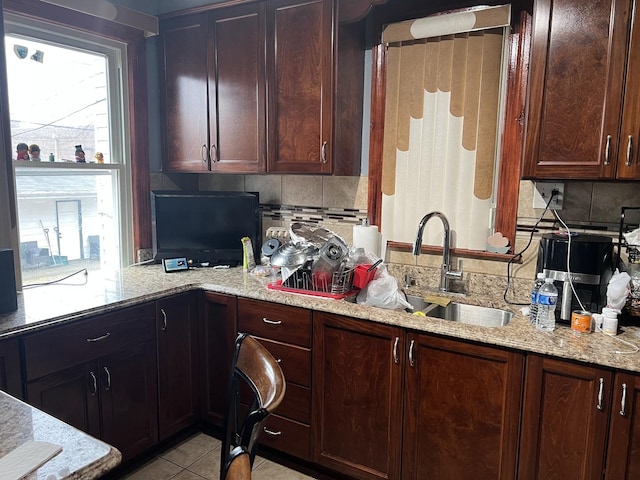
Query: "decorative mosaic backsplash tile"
261 204 368 226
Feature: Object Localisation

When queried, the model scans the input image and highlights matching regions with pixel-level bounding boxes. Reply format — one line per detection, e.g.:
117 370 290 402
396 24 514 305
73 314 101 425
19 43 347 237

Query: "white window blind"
380 6 510 251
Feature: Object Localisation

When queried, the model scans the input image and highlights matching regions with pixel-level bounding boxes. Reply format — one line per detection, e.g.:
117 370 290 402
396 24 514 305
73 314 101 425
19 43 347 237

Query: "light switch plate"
533 182 564 210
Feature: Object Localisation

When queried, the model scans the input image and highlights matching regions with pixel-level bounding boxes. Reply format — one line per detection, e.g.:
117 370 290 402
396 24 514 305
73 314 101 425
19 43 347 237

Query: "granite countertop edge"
1 266 638 374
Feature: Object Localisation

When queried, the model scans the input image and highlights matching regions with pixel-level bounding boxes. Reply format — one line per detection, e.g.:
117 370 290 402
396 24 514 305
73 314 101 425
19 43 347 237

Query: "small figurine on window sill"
16 143 29 161
29 144 41 162
75 144 86 163
95 152 104 164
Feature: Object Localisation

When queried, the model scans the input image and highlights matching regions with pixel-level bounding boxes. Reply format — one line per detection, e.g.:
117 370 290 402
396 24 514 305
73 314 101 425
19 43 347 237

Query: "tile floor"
121 433 318 480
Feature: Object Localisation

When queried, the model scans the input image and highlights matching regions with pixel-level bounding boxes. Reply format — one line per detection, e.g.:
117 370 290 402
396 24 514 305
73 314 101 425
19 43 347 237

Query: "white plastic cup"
602 310 619 336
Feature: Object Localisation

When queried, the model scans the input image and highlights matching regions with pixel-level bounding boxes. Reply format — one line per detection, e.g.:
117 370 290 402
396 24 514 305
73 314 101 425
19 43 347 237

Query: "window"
4 14 132 284
371 5 520 255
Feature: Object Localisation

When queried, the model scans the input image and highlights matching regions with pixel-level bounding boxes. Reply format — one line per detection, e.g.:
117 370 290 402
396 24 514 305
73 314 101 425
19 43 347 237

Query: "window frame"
5 15 134 267
1 0 151 271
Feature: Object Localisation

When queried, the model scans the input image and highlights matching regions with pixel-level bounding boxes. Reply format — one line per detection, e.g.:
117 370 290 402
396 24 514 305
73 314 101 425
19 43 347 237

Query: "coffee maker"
536 233 614 323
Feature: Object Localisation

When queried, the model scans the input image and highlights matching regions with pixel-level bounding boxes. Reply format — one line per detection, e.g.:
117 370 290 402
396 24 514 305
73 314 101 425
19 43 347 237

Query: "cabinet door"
160 14 210 172
312 312 404 480
157 292 199 441
617 0 640 179
26 363 101 439
605 372 640 479
267 0 333 174
0 338 22 398
523 0 630 179
402 334 523 480
100 341 158 462
200 291 237 426
519 355 612 480
209 3 266 173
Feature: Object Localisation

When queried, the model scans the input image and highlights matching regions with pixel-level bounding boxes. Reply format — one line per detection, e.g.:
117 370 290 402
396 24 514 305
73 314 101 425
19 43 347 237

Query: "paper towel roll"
353 225 381 257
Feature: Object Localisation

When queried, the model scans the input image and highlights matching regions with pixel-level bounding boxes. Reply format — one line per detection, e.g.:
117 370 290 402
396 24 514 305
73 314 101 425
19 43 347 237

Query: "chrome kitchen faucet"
412 211 463 292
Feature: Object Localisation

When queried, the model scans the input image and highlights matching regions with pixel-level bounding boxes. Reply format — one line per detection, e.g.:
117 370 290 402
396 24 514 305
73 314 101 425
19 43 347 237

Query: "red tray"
267 280 358 300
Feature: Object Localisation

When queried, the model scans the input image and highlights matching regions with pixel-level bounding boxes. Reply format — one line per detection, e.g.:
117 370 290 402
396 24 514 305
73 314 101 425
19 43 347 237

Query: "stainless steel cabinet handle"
321 141 328 163
408 339 415 367
627 135 633 167
262 318 282 325
103 366 111 391
89 371 97 396
201 144 208 164
263 428 282 436
620 383 628 416
597 377 604 411
604 135 612 165
86 332 110 343
160 308 167 331
210 144 218 163
393 337 399 365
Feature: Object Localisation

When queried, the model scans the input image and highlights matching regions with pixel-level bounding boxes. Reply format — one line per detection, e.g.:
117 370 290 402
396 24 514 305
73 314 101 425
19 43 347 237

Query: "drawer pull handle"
393 337 399 364
89 371 97 396
103 366 111 391
86 332 111 343
160 308 167 331
262 318 282 325
620 383 628 416
263 428 282 436
408 339 415 367
604 134 612 165
597 377 604 411
276 358 282 364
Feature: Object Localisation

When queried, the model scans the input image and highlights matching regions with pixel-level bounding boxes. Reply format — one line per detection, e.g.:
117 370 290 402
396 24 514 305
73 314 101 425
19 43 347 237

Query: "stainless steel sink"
406 295 513 327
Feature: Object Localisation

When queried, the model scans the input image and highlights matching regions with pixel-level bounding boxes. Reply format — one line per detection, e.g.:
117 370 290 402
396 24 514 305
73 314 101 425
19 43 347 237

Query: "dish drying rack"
618 206 640 265
267 262 358 299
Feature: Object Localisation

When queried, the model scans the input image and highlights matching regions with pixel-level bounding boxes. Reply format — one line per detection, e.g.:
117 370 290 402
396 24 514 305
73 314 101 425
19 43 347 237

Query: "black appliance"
0 249 18 314
151 191 261 266
536 233 614 323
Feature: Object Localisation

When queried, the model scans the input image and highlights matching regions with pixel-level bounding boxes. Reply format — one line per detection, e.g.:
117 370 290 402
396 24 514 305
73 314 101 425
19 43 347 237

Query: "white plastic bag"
606 269 632 311
356 272 412 310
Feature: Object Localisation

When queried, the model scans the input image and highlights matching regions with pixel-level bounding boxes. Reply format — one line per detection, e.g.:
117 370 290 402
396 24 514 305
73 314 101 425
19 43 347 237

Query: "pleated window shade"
380 7 510 252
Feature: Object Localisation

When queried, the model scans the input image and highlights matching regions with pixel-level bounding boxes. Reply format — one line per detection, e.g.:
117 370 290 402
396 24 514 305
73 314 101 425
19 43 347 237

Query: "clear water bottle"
536 278 558 332
530 272 546 324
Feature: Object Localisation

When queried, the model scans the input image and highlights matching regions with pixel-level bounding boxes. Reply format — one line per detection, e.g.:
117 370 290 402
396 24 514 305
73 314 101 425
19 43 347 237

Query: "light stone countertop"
0 391 121 480
1 264 639 374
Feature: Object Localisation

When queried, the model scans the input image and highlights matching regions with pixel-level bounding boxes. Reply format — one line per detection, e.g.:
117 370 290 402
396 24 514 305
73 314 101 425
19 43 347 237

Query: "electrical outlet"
533 182 564 209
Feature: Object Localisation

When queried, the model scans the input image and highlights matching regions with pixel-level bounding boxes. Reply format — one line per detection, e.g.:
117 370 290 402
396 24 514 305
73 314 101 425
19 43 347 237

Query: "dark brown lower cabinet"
22 303 158 462
605 372 640 480
519 355 612 480
0 338 22 398
312 311 404 480
200 291 237 427
157 292 199 441
312 311 524 480
402 333 523 480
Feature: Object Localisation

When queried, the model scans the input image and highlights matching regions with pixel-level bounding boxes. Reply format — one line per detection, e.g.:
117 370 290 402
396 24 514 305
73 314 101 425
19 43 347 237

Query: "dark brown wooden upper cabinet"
160 0 363 175
160 4 266 174
523 0 640 180
266 0 333 174
160 14 210 172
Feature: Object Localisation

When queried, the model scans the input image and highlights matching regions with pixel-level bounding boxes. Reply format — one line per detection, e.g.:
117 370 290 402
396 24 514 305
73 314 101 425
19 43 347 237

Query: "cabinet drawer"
261 414 311 460
23 303 156 381
275 383 310 425
237 298 311 347
255 337 311 388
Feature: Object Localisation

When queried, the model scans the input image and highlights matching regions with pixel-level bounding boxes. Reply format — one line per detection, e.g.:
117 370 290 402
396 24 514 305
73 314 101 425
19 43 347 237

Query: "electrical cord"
22 268 88 288
503 191 557 305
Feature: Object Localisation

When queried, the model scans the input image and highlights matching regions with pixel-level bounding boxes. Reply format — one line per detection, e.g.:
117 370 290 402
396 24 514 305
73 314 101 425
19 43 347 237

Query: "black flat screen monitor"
151 191 260 266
